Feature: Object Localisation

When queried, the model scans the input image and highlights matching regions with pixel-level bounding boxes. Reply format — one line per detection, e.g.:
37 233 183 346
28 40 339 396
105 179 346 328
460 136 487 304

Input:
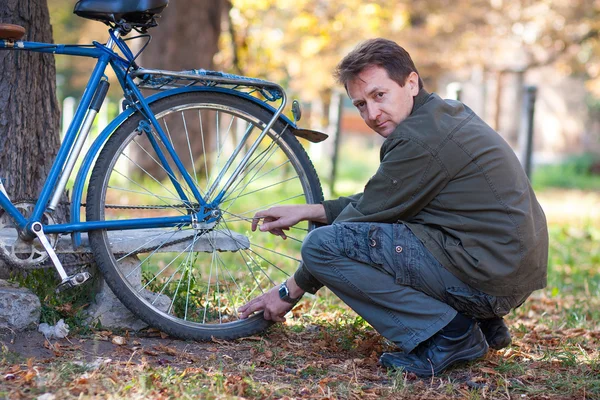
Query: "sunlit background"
47 0 600 197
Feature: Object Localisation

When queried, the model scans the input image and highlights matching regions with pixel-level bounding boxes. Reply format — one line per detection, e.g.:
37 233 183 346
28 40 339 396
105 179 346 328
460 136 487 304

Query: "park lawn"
1 140 599 399
0 217 598 399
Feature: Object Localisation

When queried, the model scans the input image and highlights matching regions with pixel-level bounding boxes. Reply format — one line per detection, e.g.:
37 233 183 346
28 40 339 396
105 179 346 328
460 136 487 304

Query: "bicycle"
0 0 326 340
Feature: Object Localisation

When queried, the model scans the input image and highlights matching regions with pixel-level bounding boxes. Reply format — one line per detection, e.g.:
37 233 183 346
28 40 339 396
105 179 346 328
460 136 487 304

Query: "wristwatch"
278 281 302 304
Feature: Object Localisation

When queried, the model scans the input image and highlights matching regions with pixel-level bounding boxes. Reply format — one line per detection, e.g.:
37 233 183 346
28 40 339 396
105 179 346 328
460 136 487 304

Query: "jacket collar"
411 88 430 115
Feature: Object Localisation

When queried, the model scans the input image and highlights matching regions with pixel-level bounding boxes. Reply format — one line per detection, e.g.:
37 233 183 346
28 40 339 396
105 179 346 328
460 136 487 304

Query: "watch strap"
279 281 302 304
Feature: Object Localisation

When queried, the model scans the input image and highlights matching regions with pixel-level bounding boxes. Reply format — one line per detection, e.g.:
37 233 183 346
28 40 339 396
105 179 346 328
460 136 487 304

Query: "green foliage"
11 268 95 333
532 153 600 191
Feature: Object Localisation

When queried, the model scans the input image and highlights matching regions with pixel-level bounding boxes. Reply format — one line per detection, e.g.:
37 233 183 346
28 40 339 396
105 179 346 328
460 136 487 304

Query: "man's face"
347 65 420 138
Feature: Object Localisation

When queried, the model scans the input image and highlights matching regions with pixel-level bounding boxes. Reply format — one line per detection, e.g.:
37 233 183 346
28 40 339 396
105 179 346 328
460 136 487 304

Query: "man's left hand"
238 285 294 322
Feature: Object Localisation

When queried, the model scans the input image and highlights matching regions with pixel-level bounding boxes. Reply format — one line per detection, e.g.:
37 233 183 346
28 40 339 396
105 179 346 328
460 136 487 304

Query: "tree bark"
0 0 61 210
142 0 224 71
134 0 227 181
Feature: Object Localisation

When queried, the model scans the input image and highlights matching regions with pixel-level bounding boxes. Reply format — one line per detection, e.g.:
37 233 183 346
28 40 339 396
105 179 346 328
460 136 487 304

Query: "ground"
0 189 598 399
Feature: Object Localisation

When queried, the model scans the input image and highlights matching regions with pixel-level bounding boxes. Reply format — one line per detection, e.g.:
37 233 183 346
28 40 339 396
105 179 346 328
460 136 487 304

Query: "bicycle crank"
30 222 92 293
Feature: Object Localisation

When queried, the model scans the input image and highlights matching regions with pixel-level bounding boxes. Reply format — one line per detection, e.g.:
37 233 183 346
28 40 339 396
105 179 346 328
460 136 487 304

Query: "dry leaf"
479 367 500 375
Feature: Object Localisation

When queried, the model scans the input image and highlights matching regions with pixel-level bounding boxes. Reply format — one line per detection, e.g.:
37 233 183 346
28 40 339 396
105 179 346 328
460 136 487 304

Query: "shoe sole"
380 340 489 377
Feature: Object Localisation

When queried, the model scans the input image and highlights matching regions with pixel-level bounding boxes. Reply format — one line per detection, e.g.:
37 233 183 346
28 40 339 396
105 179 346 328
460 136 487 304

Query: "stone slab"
0 228 250 254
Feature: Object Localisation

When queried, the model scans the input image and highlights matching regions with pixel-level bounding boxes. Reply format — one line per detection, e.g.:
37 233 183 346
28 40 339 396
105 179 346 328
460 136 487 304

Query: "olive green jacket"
295 89 548 297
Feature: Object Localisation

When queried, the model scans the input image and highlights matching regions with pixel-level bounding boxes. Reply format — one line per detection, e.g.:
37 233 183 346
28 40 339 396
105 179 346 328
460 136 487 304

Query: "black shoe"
479 317 511 350
379 322 488 377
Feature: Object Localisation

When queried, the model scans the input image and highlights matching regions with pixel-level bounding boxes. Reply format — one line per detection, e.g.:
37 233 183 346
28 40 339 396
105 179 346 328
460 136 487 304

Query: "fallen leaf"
211 336 231 345
23 370 36 383
479 367 500 375
155 345 178 356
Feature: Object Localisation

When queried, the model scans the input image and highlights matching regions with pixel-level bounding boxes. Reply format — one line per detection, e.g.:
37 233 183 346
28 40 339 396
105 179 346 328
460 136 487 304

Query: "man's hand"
251 204 327 239
238 279 306 322
238 285 292 322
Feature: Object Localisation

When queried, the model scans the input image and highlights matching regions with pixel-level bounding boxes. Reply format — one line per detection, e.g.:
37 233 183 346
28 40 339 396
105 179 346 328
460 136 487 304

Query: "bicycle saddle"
74 0 169 26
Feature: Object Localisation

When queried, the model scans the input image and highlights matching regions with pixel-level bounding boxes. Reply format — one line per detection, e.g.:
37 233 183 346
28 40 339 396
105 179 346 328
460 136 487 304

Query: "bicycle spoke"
199 110 209 186
134 127 200 201
236 194 306 216
118 145 186 205
123 229 184 280
115 228 191 262
221 135 281 204
221 175 299 206
220 210 310 232
182 111 199 187
105 185 187 206
88 92 322 337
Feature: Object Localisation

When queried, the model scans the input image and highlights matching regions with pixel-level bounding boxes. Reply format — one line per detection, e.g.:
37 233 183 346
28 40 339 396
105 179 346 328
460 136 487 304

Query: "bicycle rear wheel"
86 91 323 339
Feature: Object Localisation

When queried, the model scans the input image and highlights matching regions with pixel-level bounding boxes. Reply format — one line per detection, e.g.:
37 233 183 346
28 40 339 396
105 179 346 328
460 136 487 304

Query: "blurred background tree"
222 0 599 125
44 0 600 192
46 0 600 127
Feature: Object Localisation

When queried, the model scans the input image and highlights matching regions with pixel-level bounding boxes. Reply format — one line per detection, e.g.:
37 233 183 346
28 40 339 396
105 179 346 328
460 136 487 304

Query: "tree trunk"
0 0 61 211
133 0 226 181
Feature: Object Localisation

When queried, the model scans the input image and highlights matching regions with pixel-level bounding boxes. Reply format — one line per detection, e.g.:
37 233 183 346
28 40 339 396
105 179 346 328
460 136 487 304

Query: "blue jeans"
300 223 528 353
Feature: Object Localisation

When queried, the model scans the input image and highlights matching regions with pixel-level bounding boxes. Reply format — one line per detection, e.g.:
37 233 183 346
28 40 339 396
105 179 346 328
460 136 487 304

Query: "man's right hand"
251 204 327 239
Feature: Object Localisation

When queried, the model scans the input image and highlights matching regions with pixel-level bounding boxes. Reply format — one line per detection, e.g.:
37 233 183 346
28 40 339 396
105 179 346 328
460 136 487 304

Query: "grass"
0 265 598 398
6 251 591 395
547 224 600 296
531 153 600 192
1 136 599 398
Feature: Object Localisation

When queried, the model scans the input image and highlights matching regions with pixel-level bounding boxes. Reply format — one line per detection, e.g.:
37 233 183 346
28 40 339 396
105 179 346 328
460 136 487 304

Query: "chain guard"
0 202 59 269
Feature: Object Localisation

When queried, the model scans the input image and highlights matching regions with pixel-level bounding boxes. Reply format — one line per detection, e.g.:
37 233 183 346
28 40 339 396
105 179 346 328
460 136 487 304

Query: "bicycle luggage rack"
131 68 285 102
130 68 330 144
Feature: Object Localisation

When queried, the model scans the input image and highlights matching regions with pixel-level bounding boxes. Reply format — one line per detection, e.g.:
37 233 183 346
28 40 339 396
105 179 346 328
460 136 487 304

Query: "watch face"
279 284 288 299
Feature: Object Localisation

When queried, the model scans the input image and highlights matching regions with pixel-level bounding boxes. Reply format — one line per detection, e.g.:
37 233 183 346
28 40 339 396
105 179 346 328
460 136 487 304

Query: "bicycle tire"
87 90 324 340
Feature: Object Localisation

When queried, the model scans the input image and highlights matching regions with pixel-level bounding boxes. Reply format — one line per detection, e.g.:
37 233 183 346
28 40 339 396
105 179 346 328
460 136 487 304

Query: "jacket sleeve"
322 193 363 224
337 137 450 223
293 263 323 294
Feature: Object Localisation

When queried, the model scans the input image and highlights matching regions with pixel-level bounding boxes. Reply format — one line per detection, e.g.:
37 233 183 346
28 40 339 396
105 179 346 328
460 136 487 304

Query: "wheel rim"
93 97 319 331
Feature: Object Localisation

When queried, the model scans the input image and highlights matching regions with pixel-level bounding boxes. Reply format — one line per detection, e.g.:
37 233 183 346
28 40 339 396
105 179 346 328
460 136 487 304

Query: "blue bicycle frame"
0 28 291 241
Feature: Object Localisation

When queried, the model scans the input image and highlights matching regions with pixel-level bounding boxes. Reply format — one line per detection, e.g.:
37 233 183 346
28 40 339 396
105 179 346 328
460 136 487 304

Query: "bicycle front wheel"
86 91 323 340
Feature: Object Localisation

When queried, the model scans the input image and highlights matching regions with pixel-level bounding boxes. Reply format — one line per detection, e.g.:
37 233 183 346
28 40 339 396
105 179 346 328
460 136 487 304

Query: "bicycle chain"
1 198 206 269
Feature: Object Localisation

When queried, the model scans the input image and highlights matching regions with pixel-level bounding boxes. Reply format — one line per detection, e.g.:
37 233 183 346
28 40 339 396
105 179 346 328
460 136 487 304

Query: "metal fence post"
519 85 537 179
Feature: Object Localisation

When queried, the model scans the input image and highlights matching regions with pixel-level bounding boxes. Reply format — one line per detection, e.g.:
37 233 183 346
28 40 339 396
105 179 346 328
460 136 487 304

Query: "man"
239 38 548 377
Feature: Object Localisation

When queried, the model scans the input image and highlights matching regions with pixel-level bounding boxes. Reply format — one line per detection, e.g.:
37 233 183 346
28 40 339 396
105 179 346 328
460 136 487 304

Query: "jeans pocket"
340 223 383 266
445 287 499 319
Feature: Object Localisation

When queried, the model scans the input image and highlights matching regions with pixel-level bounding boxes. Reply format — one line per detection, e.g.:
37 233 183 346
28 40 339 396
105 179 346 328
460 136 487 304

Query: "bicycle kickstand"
30 222 92 293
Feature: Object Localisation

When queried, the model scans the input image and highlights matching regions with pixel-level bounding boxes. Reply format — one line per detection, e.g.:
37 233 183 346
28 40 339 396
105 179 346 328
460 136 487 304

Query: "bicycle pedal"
55 272 93 293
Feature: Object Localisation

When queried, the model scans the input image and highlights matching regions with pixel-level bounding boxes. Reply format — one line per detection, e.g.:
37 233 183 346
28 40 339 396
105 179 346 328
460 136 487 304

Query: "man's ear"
407 72 420 96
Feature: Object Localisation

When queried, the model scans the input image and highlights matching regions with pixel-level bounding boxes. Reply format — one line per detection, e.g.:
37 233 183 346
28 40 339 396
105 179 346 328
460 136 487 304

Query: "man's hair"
334 38 424 91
